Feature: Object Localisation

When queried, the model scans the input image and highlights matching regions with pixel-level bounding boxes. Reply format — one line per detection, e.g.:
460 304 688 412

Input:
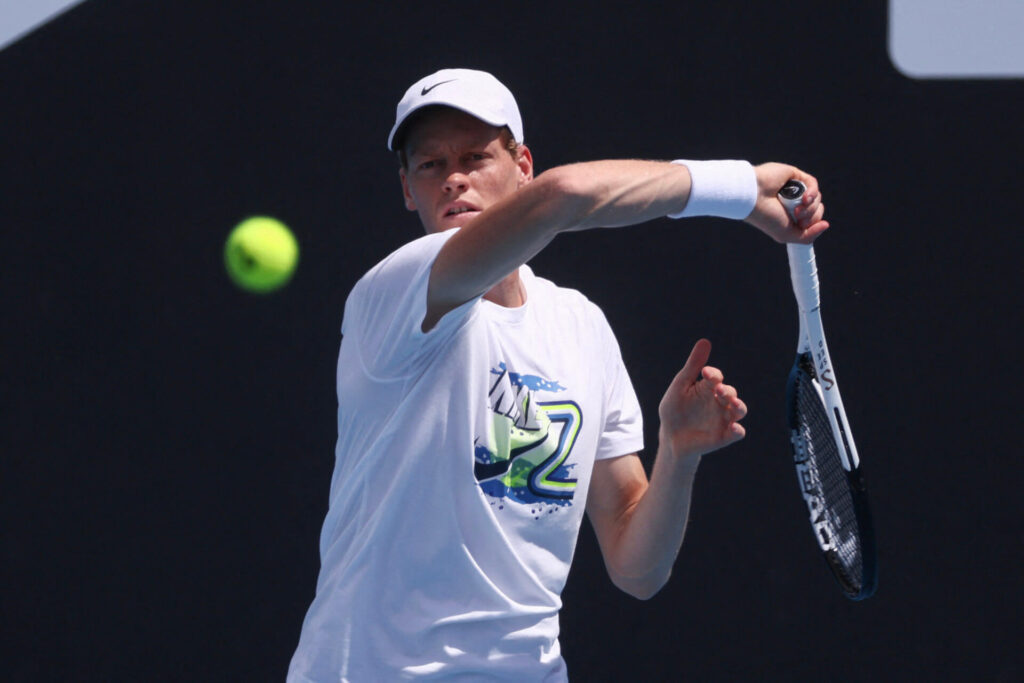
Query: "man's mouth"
446 206 477 216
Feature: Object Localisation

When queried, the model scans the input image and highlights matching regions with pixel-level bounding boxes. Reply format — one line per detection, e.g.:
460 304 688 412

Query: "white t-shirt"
289 229 643 682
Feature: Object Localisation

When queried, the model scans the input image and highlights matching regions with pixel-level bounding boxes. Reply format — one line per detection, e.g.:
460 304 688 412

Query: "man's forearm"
428 160 693 318
547 160 693 231
601 438 702 600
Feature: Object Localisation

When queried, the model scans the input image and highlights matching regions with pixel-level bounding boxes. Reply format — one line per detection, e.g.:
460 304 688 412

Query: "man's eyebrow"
409 134 494 159
406 143 438 158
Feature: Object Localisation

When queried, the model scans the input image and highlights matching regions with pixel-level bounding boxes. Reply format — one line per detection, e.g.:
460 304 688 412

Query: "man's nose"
443 170 469 193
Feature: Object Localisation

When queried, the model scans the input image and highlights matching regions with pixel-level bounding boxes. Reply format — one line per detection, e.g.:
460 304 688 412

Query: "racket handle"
778 180 821 312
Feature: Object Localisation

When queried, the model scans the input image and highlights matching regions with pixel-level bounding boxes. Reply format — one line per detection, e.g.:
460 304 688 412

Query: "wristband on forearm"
667 159 758 220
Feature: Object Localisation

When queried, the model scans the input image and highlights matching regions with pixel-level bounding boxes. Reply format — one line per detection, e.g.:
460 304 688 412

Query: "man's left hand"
658 339 748 462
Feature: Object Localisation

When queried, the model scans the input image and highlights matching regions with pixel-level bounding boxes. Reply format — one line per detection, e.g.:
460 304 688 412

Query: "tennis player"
288 68 827 681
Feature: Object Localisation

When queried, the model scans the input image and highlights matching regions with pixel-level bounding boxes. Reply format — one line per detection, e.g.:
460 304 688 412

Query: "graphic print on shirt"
474 362 582 511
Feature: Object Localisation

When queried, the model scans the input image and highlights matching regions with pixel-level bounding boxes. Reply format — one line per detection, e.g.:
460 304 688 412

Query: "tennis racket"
779 179 877 600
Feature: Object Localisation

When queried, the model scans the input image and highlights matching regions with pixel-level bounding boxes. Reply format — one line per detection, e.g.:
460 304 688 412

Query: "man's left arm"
586 338 747 599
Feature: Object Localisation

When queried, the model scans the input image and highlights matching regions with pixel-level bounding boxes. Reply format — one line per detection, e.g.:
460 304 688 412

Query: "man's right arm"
426 160 827 328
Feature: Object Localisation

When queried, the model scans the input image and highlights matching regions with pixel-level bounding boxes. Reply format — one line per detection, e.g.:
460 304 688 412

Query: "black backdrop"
4 1 1022 680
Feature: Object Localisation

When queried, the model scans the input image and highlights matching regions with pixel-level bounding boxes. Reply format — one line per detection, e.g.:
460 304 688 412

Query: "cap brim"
388 102 510 151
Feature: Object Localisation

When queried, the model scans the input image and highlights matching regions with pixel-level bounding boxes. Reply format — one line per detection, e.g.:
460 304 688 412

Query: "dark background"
4 1 1021 680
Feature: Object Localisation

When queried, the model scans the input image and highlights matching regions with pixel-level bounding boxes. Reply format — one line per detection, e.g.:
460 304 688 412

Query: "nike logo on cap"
421 79 456 96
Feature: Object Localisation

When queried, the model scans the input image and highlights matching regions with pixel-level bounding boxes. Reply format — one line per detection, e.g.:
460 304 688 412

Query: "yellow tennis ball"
224 216 299 293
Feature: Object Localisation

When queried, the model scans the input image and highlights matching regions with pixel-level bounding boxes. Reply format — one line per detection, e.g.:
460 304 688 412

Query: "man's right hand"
744 162 829 244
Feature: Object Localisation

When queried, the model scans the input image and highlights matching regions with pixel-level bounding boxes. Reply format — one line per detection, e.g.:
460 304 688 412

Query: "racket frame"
787 244 860 473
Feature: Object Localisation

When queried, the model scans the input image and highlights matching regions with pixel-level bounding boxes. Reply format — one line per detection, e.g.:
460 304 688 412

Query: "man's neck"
483 270 526 308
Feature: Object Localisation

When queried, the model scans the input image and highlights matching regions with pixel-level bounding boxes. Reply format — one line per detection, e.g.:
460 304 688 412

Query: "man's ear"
516 144 534 187
399 168 417 211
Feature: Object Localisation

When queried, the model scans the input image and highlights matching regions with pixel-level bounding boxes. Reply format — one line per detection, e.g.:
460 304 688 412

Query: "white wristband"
668 159 758 220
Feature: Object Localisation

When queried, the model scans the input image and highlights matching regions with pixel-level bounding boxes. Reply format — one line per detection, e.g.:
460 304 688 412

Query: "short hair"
395 105 521 169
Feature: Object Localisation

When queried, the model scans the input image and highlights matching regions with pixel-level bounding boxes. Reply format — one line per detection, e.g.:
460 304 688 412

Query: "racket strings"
793 371 864 590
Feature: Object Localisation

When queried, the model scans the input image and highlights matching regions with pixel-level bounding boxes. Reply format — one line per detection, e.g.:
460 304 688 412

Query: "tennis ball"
224 216 299 293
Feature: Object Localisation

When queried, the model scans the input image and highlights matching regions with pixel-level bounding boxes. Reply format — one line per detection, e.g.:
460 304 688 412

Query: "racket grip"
787 243 820 311
779 180 822 311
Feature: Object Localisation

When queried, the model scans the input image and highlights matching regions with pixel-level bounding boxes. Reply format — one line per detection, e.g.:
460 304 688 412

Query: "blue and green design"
475 369 582 506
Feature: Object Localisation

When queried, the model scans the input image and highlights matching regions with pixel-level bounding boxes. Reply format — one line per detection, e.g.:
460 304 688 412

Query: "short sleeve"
342 229 479 379
593 313 644 460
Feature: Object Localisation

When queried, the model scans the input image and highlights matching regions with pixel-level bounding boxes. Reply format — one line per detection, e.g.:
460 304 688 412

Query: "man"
289 68 827 681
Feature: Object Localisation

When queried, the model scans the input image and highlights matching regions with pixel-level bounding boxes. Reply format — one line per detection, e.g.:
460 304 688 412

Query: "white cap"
387 68 524 151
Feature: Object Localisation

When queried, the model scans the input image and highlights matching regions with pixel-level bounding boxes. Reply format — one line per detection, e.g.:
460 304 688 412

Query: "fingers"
791 191 823 224
713 380 734 401
676 338 712 387
660 339 714 420
794 170 821 200
795 219 830 244
708 370 748 446
700 365 722 384
794 192 821 217
705 370 748 419
787 199 829 244
790 192 828 242
725 396 748 421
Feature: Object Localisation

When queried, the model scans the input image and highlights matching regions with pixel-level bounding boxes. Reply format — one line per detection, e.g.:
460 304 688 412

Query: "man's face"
399 108 533 234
